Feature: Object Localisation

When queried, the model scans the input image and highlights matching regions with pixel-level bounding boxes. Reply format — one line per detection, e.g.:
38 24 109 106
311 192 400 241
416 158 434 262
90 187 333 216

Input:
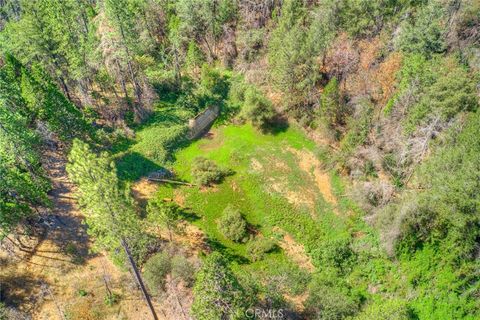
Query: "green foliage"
171 254 196 286
191 157 232 186
192 252 250 320
318 77 343 129
78 289 88 297
240 87 276 129
404 56 478 132
313 237 355 273
185 41 206 71
218 205 247 242
0 302 7 320
355 298 412 320
400 111 480 257
340 100 373 154
175 0 237 60
144 250 196 294
0 61 51 236
143 251 172 294
267 0 336 107
67 139 143 261
2 55 90 140
0 0 97 83
267 0 313 105
198 64 229 105
306 272 360 320
397 1 447 57
147 196 182 240
104 292 120 306
237 28 265 62
246 237 276 261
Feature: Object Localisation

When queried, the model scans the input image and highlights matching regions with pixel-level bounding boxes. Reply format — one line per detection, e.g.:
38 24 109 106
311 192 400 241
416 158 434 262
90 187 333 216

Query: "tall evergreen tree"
66 139 141 255
67 139 159 319
0 62 50 237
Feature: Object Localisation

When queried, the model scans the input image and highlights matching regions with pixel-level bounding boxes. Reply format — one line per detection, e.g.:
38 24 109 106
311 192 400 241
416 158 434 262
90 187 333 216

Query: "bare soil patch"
288 148 338 209
274 228 315 272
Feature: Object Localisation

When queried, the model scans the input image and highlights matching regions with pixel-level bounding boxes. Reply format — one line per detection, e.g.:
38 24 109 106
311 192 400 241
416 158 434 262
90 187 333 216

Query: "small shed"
188 105 220 139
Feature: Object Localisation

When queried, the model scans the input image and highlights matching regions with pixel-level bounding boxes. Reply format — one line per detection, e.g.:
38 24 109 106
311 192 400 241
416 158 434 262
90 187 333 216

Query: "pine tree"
67 139 159 319
66 139 141 254
0 64 50 236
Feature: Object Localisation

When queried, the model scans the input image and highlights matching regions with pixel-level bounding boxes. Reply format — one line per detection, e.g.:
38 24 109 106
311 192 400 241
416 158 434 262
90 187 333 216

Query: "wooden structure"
188 105 220 139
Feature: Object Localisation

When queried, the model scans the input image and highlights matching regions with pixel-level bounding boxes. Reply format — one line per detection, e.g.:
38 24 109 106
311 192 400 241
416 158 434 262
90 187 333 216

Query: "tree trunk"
121 238 159 320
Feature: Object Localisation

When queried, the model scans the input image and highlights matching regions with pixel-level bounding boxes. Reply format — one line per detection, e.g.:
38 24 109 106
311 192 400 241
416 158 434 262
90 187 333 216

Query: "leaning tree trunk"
121 238 159 320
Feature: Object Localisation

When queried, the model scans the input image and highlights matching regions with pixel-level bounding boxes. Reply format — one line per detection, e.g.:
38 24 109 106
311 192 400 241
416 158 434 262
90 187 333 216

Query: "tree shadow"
261 115 290 135
0 274 46 311
179 207 200 223
205 237 249 265
115 152 164 182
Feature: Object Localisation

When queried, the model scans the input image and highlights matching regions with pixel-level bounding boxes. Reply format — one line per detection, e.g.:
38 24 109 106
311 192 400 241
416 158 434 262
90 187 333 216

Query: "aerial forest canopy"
0 0 479 319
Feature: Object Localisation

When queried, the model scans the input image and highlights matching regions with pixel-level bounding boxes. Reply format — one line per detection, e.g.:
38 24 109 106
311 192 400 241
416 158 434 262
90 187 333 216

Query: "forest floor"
0 142 167 320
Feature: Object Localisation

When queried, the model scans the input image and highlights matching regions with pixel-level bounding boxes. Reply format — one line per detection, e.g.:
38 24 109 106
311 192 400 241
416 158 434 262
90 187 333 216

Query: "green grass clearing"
153 123 353 277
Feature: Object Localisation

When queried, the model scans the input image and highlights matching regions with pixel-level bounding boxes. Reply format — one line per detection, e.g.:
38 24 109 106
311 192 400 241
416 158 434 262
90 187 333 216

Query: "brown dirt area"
274 228 315 272
288 147 339 211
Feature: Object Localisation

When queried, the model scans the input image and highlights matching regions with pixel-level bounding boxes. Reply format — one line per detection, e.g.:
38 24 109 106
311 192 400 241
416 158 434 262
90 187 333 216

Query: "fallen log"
147 178 195 186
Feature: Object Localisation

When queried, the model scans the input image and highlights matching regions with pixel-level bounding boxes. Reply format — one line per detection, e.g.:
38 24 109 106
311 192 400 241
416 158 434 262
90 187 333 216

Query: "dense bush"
0 302 7 320
246 237 276 261
240 87 276 129
316 77 344 132
397 1 447 57
340 99 373 154
143 250 197 295
171 254 196 287
147 195 182 241
192 252 250 320
305 273 360 320
218 205 247 242
143 251 172 294
191 157 232 186
313 237 355 273
395 111 480 258
404 56 478 132
355 298 412 320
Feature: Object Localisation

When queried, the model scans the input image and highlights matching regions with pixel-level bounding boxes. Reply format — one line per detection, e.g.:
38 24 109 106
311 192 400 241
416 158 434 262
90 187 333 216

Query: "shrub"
218 205 247 242
240 87 275 129
237 28 265 62
404 56 478 133
104 292 120 306
397 2 447 57
355 298 411 320
313 237 355 273
171 254 196 286
246 237 276 261
340 100 373 154
0 302 6 320
191 157 232 186
199 64 229 101
143 251 172 294
192 252 250 320
305 273 360 320
78 289 88 297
